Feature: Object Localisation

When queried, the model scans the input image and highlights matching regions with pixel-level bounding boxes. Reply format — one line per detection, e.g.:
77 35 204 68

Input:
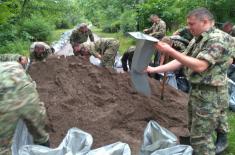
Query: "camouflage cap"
79 23 87 29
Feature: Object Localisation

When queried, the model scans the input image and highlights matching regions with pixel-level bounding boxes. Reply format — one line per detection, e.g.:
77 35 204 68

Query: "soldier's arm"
0 54 22 62
20 81 49 145
89 30 95 42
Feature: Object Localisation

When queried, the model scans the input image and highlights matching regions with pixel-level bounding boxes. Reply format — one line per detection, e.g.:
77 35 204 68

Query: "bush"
0 23 18 44
0 39 30 56
55 19 72 29
120 10 137 33
20 15 54 41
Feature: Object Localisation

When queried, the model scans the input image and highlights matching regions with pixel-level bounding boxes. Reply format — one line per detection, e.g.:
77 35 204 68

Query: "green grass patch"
92 27 135 55
225 111 235 155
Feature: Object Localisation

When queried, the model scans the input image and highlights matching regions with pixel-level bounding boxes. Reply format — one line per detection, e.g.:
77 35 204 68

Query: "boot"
215 132 228 155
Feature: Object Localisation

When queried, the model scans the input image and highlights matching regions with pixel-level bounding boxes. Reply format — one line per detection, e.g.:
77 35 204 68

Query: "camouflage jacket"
70 28 94 46
146 19 166 39
175 27 193 42
0 62 49 154
184 27 235 86
80 38 119 57
30 42 52 61
0 54 22 62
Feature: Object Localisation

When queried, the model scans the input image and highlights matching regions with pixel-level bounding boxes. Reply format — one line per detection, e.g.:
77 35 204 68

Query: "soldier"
144 14 167 73
121 46 136 72
70 23 94 52
74 38 119 67
222 22 235 37
30 42 54 62
173 26 194 44
0 54 30 70
145 8 234 155
143 14 166 39
0 62 50 155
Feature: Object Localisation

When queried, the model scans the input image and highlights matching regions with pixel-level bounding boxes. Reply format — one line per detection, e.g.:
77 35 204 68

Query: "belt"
191 83 220 91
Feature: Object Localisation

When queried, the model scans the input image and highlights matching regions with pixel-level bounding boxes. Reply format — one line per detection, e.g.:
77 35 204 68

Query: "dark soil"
29 56 189 154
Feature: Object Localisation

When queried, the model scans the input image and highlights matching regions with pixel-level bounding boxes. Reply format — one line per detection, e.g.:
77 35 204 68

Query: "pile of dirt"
29 56 189 154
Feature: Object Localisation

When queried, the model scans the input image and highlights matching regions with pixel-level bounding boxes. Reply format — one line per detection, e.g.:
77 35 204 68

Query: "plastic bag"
87 142 131 155
139 120 178 155
151 145 193 155
12 120 33 155
19 128 93 155
139 120 193 155
228 79 235 112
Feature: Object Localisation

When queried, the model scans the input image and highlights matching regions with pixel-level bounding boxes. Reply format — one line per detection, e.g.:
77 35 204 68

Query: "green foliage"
0 23 18 44
0 39 30 56
225 112 235 154
0 0 21 24
120 10 137 33
20 15 54 41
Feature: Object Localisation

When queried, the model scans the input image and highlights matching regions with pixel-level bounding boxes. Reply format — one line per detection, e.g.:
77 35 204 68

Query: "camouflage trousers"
0 82 49 155
101 40 119 67
188 84 229 155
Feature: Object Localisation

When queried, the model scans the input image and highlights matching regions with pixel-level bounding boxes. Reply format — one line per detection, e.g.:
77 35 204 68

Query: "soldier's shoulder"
207 28 231 40
160 19 166 25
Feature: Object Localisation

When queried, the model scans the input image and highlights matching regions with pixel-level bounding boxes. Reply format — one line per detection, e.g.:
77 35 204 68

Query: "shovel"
128 32 159 96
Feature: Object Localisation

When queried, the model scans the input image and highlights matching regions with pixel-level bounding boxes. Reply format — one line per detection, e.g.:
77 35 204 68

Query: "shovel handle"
161 54 169 100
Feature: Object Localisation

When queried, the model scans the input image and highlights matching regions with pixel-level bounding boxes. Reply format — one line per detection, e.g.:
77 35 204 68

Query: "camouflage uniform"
70 28 94 46
30 42 52 61
0 62 49 155
145 19 166 39
121 46 135 72
183 27 235 155
0 54 22 62
175 27 194 43
79 38 119 67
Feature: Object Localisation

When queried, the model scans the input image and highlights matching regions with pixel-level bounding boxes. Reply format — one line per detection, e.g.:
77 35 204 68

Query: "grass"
92 27 135 55
225 111 235 155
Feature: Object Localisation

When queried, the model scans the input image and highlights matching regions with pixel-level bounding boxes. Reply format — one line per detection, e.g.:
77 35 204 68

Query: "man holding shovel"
145 8 234 155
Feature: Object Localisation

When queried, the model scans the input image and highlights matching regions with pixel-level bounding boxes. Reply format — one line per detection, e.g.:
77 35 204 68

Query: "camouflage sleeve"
145 26 154 34
88 30 94 42
0 62 49 149
196 38 226 65
0 54 22 62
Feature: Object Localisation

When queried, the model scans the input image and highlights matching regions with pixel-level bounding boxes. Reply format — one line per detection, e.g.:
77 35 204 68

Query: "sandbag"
139 120 193 155
87 142 131 155
19 128 93 155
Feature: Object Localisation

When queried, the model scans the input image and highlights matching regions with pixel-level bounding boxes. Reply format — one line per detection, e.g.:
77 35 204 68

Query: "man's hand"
143 29 149 33
144 66 157 73
96 54 102 59
155 41 174 54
